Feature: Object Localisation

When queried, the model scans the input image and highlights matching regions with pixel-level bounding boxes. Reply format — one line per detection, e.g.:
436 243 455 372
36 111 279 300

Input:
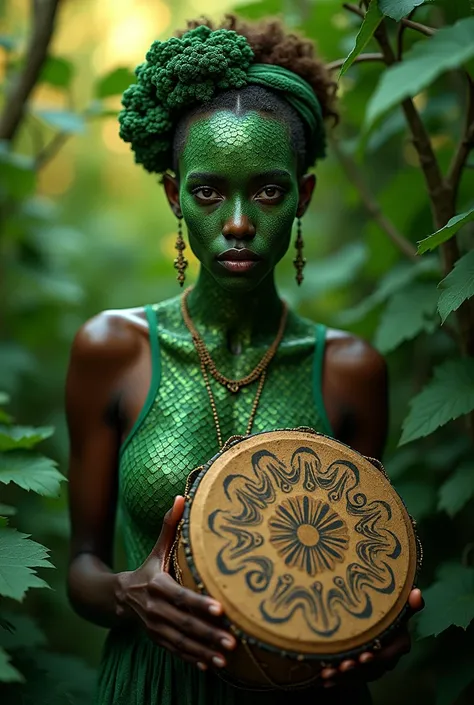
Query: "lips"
217 248 261 262
216 248 262 274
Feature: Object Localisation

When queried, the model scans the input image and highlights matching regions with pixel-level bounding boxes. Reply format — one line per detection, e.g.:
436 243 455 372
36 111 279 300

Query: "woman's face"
176 110 306 292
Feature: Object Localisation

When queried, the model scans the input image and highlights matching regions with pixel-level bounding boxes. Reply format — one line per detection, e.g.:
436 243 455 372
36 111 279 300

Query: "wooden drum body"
172 429 421 691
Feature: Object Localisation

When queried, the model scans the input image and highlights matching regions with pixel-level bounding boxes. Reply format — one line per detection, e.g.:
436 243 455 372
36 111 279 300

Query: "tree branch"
329 136 418 261
326 53 384 72
0 0 60 143
447 76 474 204
35 132 70 169
343 3 365 20
401 19 436 37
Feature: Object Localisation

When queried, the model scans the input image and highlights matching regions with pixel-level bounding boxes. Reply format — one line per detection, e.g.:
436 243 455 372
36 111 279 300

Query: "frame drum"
171 429 421 691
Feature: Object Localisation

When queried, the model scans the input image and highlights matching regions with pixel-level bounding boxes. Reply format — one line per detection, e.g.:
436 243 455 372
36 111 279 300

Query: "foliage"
0 0 473 704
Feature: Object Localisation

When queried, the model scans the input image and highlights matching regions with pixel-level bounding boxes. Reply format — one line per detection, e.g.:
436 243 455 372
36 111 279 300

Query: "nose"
222 212 256 241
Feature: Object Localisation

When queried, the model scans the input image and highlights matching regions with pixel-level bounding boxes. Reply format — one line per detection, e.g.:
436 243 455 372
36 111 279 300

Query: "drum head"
186 430 418 657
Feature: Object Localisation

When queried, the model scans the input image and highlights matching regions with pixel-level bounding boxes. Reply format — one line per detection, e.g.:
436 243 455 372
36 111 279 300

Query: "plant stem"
326 53 384 71
330 136 418 260
0 0 60 143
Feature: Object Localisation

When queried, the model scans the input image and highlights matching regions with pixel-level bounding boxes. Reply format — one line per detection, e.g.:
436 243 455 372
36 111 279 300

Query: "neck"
186 268 284 352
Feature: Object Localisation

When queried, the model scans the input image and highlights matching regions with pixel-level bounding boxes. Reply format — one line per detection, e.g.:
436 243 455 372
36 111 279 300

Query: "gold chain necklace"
181 287 288 448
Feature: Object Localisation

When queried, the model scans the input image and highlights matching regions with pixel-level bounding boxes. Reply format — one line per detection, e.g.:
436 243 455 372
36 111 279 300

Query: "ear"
162 174 182 218
296 173 316 218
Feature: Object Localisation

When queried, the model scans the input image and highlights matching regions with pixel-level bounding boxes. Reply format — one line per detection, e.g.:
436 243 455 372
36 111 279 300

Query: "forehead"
180 111 296 175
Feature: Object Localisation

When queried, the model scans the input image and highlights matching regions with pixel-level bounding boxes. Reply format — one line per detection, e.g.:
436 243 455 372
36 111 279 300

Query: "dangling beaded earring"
174 216 188 287
293 217 305 286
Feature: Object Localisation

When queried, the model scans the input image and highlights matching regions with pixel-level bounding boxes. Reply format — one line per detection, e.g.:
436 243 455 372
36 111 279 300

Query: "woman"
66 15 422 705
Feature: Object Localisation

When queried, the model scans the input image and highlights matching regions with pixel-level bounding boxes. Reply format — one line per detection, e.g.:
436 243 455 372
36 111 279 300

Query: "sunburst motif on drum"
269 495 349 576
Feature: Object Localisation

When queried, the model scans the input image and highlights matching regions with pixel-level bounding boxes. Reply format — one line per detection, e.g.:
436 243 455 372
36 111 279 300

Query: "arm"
65 311 236 668
321 332 422 686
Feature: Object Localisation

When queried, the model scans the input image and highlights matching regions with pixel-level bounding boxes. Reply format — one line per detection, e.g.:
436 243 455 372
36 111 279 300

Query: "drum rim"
179 427 423 664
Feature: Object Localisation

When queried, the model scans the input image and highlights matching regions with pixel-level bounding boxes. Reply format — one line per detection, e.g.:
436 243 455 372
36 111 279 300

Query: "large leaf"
400 358 474 444
366 17 474 127
339 257 439 324
0 528 52 601
34 108 85 134
95 67 136 99
0 614 46 650
0 645 23 683
0 452 65 497
379 0 427 20
438 462 474 517
396 479 436 520
339 0 382 77
374 282 438 353
299 243 367 297
0 426 54 451
417 563 474 638
417 207 474 254
40 56 74 88
437 249 474 323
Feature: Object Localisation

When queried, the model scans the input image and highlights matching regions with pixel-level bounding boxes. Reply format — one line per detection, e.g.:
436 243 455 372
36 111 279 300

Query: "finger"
338 659 356 674
358 652 375 665
150 600 236 651
149 573 223 618
408 588 423 613
154 623 227 668
377 631 411 664
321 667 338 680
157 637 200 666
151 496 185 562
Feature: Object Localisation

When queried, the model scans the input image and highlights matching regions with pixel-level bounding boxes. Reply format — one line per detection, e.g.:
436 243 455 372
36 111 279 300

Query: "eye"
192 187 222 202
255 185 285 202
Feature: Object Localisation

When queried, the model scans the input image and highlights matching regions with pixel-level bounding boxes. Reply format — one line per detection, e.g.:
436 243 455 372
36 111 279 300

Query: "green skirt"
96 627 373 705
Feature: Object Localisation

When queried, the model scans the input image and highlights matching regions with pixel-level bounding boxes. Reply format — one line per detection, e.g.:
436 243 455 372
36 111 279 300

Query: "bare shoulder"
69 306 148 371
325 327 387 383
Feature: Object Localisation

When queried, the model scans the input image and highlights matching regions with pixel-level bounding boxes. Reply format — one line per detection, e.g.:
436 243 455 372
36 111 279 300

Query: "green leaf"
439 0 473 23
0 528 52 601
0 613 46 650
438 249 474 323
0 452 65 497
300 243 367 297
95 67 136 99
0 425 54 451
379 0 427 21
417 563 474 638
374 282 439 353
40 56 74 88
0 35 17 51
366 17 474 127
0 645 23 683
34 108 85 134
339 257 439 324
0 150 36 201
0 393 10 406
400 358 474 445
396 479 436 520
339 0 383 78
438 462 474 517
0 504 16 517
417 207 474 254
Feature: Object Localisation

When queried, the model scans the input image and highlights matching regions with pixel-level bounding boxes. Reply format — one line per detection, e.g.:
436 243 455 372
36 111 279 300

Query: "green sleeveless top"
96 295 372 705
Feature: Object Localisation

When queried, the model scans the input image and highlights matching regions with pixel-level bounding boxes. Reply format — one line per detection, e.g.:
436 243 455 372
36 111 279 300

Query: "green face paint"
179 110 300 294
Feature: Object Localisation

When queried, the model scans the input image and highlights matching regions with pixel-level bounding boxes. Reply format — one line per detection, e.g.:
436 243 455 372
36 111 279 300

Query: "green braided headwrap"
119 25 326 174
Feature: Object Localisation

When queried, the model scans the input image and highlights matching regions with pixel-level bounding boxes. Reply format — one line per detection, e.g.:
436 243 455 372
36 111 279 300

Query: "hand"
320 588 424 688
114 496 236 671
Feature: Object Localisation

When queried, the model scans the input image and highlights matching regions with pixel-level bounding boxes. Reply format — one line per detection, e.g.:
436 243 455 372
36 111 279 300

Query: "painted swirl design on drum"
269 496 349 576
207 446 402 637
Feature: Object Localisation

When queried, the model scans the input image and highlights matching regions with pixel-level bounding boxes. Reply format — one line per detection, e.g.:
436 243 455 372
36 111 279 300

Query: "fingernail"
322 668 337 679
208 602 221 616
360 653 374 664
341 663 355 672
212 656 225 668
221 638 234 650
197 662 207 671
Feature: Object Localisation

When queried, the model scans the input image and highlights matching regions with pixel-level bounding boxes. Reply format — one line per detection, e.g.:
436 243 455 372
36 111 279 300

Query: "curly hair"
119 14 338 175
178 15 338 124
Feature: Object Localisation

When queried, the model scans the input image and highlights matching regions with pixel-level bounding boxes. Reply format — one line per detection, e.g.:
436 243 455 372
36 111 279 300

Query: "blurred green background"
1 0 473 703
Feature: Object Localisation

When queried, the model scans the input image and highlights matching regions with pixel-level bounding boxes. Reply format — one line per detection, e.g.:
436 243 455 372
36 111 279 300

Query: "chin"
211 267 270 294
